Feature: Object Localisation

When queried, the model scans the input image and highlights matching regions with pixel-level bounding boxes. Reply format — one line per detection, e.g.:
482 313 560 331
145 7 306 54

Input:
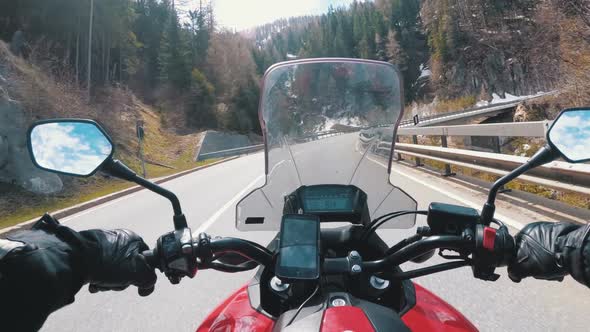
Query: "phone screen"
276 214 320 279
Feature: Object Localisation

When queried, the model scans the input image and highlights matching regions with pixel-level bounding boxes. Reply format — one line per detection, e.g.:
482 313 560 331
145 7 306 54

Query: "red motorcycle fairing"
197 283 477 332
196 286 274 332
401 284 478 332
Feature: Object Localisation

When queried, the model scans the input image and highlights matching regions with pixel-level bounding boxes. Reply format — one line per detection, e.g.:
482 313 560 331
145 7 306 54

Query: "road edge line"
0 156 240 235
194 174 265 234
367 157 526 230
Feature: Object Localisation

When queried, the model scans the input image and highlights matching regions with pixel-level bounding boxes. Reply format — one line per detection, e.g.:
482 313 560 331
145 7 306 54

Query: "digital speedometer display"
301 185 356 212
305 197 352 211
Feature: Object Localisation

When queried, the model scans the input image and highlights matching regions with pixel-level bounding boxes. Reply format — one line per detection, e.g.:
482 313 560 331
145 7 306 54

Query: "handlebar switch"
471 224 515 281
155 227 198 283
427 203 479 235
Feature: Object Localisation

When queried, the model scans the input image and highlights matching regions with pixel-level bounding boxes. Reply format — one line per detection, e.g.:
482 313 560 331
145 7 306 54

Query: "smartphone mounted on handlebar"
275 214 321 281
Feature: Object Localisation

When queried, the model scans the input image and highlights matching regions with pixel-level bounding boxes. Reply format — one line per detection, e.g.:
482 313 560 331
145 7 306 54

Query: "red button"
483 227 496 251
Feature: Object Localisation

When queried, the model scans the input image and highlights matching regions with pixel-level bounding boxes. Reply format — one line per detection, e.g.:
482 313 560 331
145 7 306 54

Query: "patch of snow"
418 64 431 79
322 116 363 131
476 91 550 107
286 53 297 60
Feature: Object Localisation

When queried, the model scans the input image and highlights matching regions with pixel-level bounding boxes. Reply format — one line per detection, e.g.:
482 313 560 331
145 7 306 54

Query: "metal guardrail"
197 144 264 161
399 100 522 127
393 121 590 195
399 93 553 128
398 121 551 137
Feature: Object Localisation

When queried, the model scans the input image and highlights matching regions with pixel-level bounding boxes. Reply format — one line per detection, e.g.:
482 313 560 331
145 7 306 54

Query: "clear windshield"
237 59 416 231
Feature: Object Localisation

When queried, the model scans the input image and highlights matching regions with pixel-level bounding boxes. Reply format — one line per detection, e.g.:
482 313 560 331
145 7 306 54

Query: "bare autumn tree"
558 0 590 28
385 29 406 70
555 0 590 105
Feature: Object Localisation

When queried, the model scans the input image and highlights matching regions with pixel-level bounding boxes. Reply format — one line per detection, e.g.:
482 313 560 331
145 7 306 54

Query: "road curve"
40 153 590 332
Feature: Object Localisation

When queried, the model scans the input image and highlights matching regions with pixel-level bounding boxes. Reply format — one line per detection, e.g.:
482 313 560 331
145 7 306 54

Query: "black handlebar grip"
138 286 155 297
142 249 159 270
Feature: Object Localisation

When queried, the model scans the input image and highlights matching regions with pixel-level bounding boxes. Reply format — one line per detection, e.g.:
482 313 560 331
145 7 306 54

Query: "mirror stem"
481 145 559 225
103 159 188 229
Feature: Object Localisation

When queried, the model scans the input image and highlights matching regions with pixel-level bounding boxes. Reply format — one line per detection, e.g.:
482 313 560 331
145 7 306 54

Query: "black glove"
508 222 590 285
81 229 157 296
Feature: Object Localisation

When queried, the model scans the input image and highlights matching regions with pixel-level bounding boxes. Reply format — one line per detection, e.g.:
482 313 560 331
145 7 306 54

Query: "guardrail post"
440 135 455 177
395 136 403 161
412 135 423 167
493 136 511 194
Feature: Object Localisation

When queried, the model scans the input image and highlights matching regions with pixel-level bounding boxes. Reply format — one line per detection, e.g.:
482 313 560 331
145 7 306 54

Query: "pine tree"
159 10 190 90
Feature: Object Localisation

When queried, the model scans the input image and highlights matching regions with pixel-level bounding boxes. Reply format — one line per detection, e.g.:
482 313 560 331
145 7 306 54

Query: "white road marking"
195 174 265 233
367 157 526 230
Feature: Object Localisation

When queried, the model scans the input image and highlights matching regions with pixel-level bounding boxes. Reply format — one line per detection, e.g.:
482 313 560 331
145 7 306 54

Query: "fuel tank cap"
331 297 347 307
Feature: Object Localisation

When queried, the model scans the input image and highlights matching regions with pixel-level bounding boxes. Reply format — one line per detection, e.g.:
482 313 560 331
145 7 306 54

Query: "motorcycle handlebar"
141 233 478 276
362 235 470 272
142 249 159 269
209 237 274 267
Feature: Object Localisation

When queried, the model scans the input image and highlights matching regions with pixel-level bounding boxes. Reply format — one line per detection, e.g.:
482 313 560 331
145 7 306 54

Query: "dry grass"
433 95 477 114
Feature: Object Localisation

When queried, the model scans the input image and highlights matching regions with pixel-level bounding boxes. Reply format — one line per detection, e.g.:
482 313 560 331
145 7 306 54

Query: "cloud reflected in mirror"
548 110 590 162
30 122 113 176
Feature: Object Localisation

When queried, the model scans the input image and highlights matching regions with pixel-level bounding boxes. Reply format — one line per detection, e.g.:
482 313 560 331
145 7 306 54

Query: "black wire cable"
369 210 427 234
361 210 427 240
286 285 320 327
364 210 416 233
491 218 505 227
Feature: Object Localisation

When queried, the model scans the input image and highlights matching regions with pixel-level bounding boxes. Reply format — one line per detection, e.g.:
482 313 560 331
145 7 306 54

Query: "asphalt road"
40 152 590 332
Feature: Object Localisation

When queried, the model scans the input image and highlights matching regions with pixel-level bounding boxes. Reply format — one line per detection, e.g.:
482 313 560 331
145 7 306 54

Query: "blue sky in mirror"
549 110 590 161
31 122 112 175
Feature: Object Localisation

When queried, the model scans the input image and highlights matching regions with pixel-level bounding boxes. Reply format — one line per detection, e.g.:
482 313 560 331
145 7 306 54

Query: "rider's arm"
0 215 156 331
508 222 590 287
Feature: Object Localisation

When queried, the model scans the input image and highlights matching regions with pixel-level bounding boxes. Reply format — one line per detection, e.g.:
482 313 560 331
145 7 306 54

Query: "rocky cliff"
0 48 62 194
420 0 562 100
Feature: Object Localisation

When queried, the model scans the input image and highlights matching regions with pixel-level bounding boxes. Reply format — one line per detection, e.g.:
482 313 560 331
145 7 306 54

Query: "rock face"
421 0 561 99
513 101 559 122
0 82 62 194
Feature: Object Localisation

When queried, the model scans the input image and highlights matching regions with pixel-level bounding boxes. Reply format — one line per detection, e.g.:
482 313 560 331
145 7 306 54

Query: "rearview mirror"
547 108 590 163
27 120 114 177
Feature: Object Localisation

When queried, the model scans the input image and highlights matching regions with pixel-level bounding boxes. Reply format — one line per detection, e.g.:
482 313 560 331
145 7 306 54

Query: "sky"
31 122 112 176
548 110 590 161
185 0 359 31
